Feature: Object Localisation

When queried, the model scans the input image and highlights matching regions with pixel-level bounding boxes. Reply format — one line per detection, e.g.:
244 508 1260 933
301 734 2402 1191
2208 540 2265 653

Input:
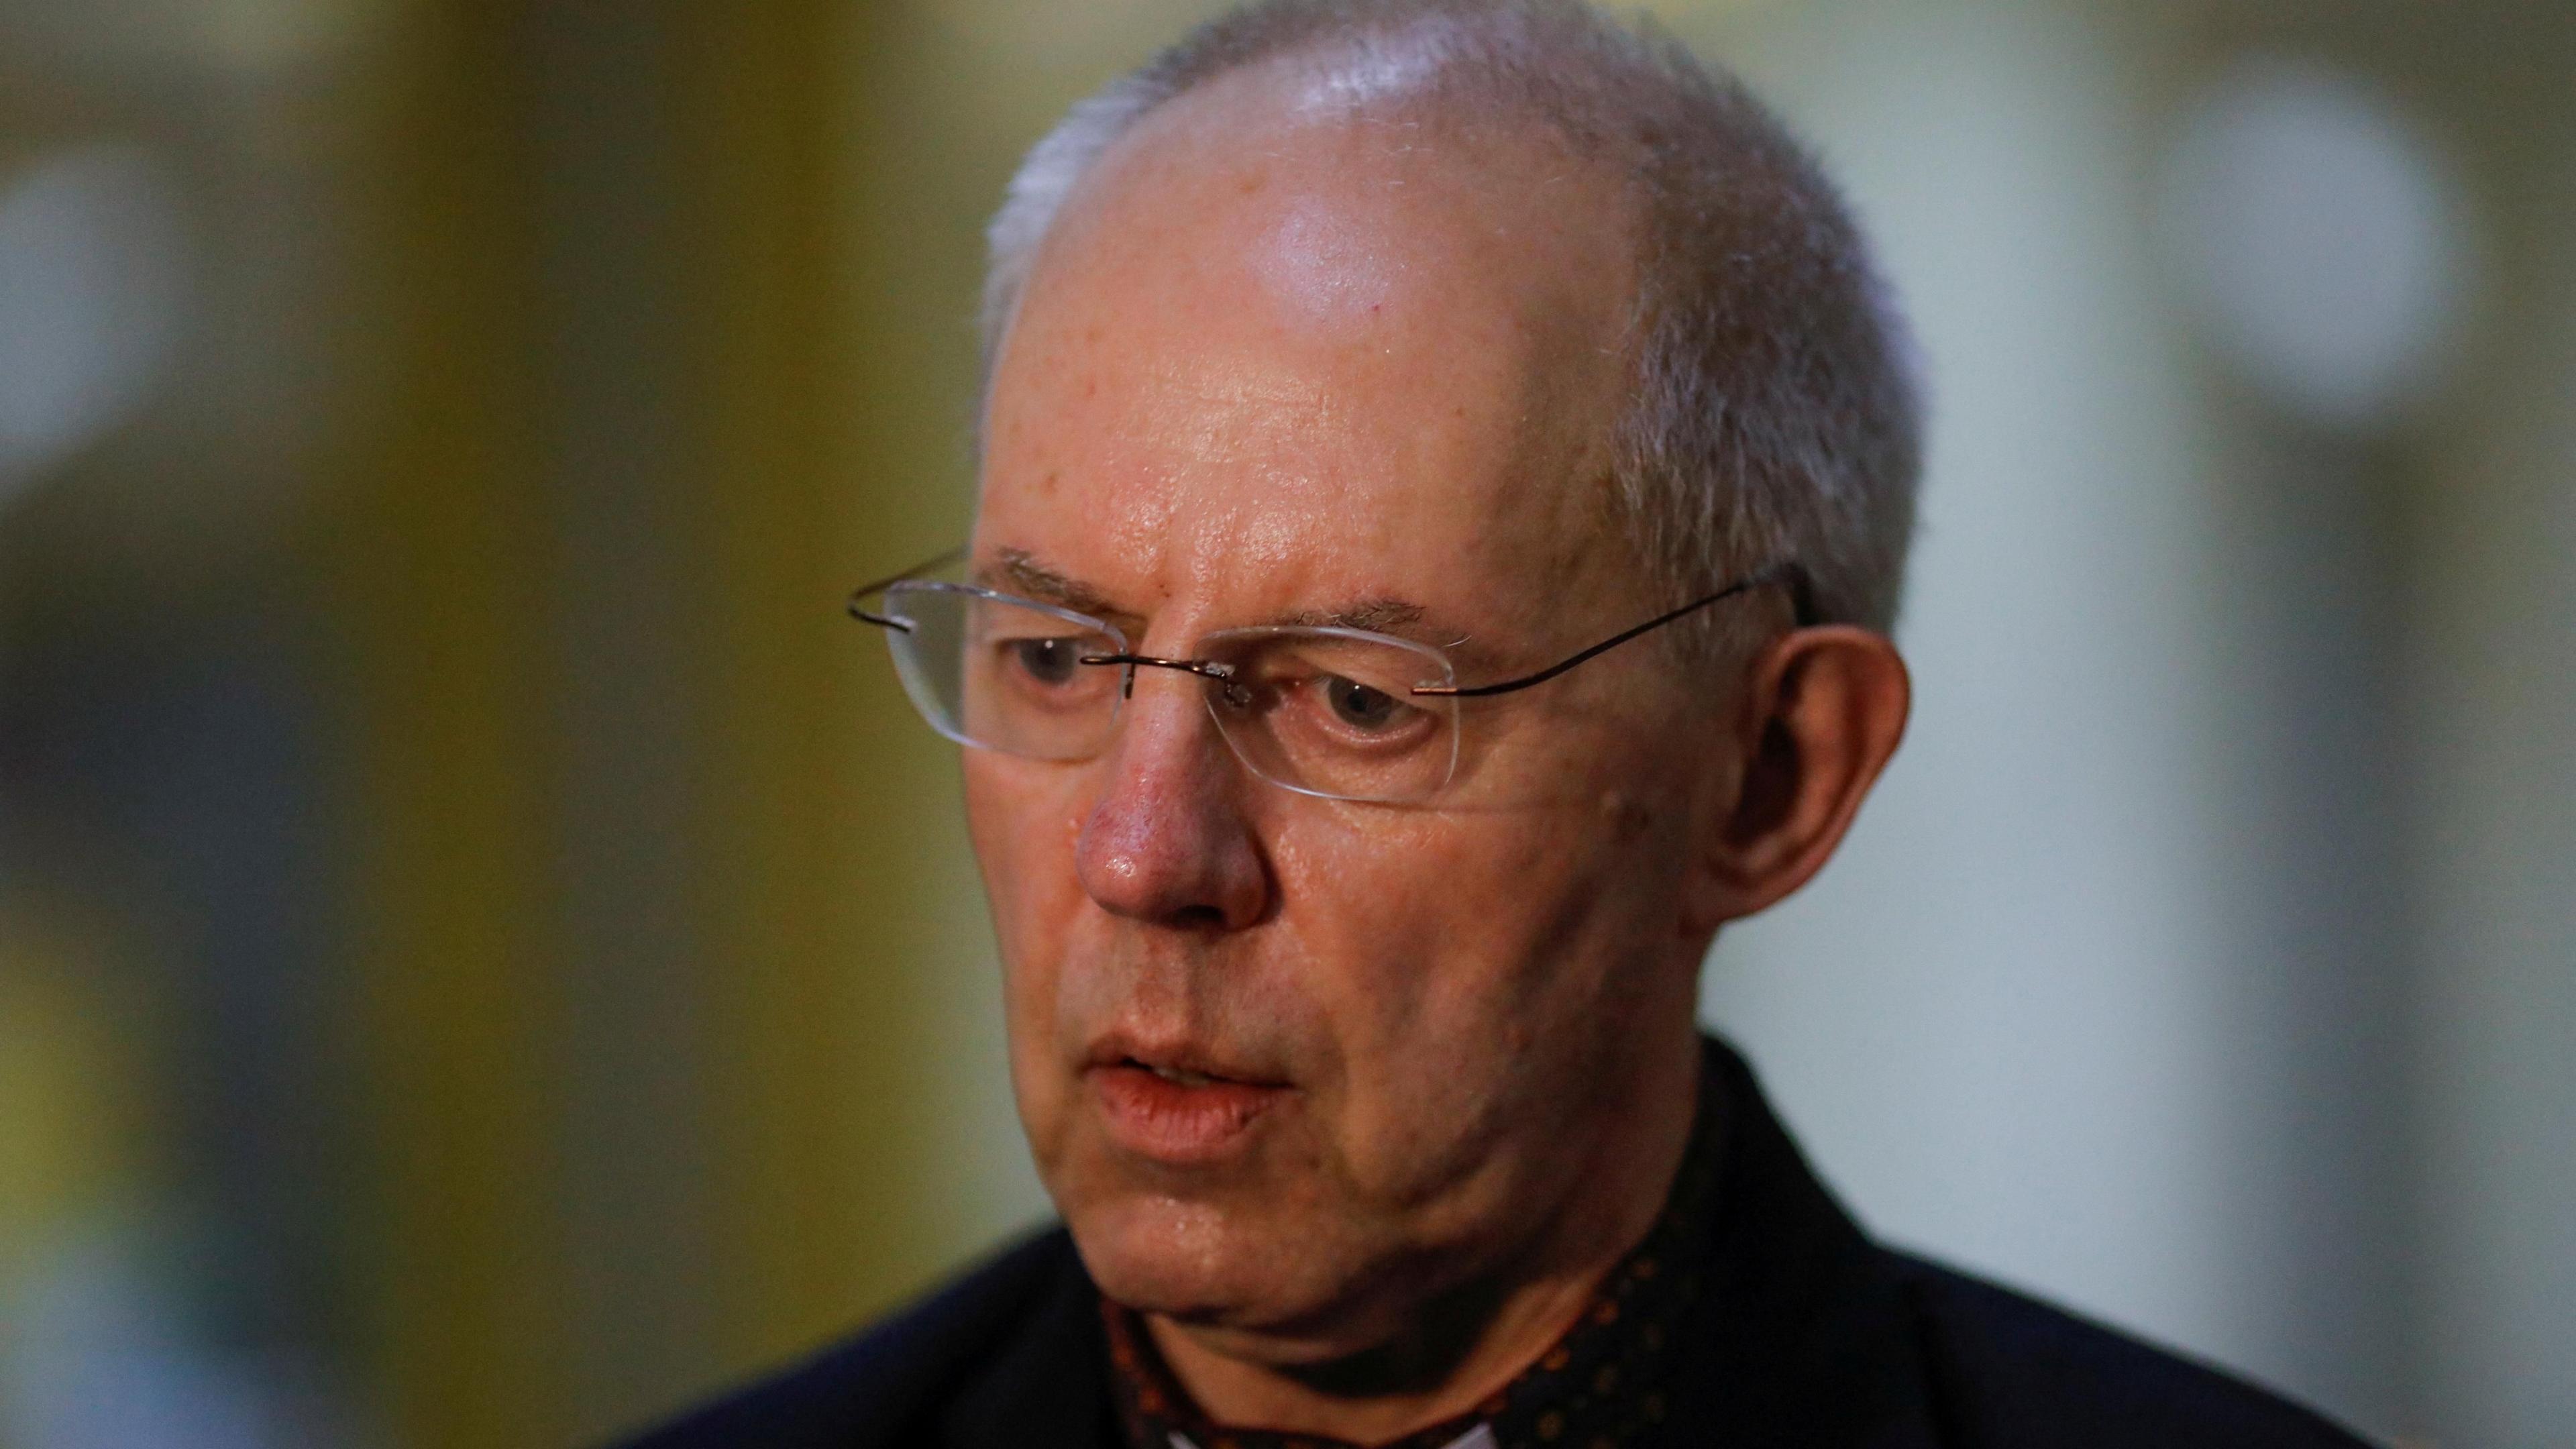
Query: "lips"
1083 1042 1289 1164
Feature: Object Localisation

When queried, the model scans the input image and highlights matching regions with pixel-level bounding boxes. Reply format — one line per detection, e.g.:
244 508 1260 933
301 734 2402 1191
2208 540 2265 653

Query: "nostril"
1169 904 1227 930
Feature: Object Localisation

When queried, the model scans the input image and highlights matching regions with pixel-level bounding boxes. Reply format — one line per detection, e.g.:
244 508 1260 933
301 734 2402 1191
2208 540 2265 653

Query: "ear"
1680 626 1911 935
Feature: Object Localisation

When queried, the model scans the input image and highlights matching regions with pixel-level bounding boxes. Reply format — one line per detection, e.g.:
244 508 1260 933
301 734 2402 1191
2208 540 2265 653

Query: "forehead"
979 66 1642 629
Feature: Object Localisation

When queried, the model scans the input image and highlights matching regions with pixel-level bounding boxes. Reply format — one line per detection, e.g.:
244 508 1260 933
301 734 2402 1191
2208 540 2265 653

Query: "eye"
1009 637 1085 686
1323 674 1403 731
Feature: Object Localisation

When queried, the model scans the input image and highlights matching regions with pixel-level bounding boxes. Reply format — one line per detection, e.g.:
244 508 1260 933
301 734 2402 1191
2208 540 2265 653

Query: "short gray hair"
978 0 1923 638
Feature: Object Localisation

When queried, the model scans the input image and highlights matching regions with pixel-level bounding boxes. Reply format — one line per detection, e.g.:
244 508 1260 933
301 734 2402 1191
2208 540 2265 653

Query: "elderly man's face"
970 76 1728 1356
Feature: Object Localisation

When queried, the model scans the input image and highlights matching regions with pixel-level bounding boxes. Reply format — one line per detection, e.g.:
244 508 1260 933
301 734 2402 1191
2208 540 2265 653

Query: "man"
632 1 2371 1445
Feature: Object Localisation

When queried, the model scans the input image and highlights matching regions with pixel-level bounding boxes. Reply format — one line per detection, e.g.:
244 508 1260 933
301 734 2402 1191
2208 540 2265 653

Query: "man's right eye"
1008 637 1083 685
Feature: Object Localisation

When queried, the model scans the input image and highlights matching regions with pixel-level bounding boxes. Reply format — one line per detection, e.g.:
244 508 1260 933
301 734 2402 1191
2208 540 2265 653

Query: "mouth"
1083 1044 1291 1165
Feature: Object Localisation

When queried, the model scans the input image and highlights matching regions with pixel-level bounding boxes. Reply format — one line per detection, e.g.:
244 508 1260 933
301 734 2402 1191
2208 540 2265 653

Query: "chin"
1064 1188 1364 1344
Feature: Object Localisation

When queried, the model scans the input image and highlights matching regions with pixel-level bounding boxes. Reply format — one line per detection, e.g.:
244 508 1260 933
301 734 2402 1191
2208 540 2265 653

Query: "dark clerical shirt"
1100 1061 1725 1449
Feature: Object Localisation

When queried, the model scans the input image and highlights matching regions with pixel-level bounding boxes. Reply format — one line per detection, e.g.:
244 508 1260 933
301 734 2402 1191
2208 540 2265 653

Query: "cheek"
963 756 1083 956
963 757 1089 1142
1270 810 1628 1177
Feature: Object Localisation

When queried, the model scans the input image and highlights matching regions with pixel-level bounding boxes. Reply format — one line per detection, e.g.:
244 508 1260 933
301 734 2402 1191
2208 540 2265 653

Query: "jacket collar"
1660 1037 1942 1447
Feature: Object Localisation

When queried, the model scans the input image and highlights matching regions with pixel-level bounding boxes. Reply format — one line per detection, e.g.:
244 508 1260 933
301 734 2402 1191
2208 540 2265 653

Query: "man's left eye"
1010 637 1083 684
1322 675 1403 731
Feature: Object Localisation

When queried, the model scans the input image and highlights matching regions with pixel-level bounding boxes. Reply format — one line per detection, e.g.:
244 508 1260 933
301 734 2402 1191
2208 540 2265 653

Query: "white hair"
979 0 1923 640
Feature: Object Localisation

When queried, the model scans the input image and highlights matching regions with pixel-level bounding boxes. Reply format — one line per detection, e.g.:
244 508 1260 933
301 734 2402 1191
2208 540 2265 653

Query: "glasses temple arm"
847 546 967 629
1413 562 1815 699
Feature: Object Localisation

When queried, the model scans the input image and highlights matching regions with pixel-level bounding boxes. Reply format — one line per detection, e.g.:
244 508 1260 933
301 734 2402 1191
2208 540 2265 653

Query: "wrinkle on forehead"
1133 353 1348 476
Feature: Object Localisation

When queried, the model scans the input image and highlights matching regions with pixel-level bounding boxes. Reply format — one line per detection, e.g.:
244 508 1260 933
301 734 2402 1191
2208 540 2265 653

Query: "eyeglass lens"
878 584 1461 803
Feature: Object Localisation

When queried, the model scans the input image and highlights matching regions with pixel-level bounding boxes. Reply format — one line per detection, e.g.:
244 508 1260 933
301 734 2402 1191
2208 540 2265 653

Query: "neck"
1145 1018 1709 1444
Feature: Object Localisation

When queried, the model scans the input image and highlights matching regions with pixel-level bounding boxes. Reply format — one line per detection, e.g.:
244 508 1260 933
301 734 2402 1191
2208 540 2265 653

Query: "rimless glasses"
849 553 1813 806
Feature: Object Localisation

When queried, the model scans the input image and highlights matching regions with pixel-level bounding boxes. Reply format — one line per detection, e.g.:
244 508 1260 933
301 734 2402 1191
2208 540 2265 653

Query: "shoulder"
608 1226 1097 1449
1886 1251 2377 1449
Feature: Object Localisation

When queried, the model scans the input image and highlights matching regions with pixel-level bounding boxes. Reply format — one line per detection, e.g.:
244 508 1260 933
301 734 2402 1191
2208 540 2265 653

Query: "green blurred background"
0 1 2569 1446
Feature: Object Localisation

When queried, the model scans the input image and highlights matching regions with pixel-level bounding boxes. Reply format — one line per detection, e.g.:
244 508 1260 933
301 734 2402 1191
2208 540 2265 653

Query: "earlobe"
1683 627 1911 934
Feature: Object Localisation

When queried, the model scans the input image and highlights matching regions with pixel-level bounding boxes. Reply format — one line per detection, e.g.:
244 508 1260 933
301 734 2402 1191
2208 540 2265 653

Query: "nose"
1074 682 1273 931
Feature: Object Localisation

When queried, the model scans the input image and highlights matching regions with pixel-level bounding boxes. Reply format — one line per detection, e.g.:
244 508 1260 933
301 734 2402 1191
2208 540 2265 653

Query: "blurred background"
0 0 2568 1445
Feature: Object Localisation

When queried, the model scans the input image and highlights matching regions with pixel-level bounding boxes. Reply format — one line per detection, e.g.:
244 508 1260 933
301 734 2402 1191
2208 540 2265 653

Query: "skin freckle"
1599 791 1654 843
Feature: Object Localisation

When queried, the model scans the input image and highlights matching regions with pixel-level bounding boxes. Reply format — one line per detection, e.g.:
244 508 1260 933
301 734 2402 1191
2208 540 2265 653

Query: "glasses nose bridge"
1078 649 1238 702
1080 653 1260 787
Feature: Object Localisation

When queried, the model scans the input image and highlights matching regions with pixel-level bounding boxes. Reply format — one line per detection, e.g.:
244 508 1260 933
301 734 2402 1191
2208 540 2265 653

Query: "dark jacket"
620 1040 2372 1448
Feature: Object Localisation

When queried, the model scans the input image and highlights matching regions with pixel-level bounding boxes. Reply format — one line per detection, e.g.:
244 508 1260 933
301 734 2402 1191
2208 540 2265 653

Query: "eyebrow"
983 549 1124 619
1277 597 1428 634
980 548 1440 640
